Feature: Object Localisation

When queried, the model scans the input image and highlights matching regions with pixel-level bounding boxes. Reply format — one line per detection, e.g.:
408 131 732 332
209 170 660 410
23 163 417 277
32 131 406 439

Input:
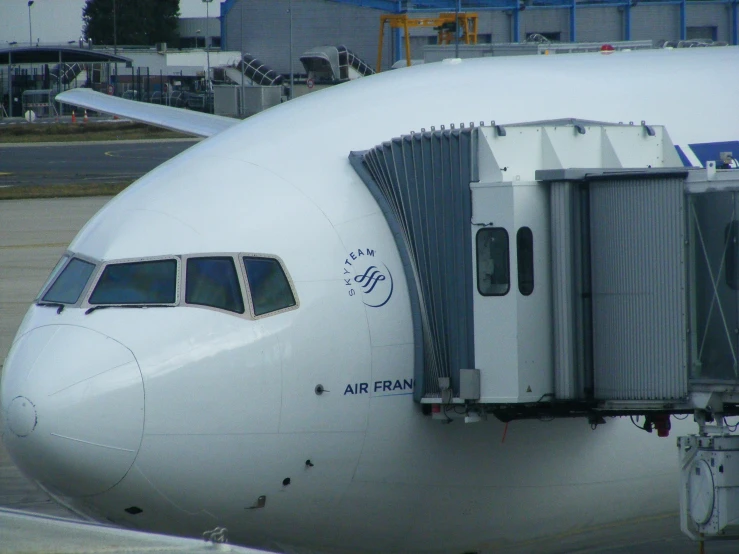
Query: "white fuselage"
2 48 739 553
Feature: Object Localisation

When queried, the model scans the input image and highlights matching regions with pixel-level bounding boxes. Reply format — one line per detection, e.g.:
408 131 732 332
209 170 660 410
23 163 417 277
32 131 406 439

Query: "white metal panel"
514 183 554 402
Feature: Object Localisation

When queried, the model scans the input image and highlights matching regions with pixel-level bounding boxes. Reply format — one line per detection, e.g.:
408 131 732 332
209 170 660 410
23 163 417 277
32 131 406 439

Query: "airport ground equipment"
351 121 739 420
376 12 479 71
299 45 375 84
353 120 739 542
233 54 284 87
21 89 57 118
680 432 739 540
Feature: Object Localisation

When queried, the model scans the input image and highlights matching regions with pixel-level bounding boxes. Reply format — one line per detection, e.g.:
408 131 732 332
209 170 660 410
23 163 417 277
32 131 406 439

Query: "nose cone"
1 325 144 497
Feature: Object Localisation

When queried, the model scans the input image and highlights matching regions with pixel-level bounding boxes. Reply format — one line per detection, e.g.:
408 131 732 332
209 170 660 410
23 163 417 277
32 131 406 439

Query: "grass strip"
0 182 131 200
0 122 190 143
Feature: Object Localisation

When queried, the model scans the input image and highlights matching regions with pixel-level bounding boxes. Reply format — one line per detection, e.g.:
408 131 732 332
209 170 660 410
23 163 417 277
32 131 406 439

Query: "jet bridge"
350 121 739 423
350 121 739 542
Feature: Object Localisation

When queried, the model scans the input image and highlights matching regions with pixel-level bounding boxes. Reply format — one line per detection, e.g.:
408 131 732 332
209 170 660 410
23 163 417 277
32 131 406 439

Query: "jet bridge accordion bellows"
350 128 477 402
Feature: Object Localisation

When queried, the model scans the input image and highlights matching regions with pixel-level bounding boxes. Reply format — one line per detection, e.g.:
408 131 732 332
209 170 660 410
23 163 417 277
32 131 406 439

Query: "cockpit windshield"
36 254 70 300
41 257 96 304
186 257 245 314
36 252 298 319
243 256 296 316
89 259 178 305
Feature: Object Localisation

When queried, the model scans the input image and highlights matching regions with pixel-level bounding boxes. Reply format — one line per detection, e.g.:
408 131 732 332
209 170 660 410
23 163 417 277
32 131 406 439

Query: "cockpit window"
42 257 95 304
89 259 177 305
243 256 296 316
186 257 245 314
36 254 70 300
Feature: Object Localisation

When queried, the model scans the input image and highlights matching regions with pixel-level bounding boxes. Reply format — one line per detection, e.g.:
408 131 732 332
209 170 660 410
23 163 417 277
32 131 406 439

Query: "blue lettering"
344 384 355 395
343 268 350 274
349 289 355 296
359 383 368 394
392 380 402 391
344 279 351 285
350 252 357 260
374 381 382 392
345 259 352 266
357 249 364 257
367 249 375 257
403 379 413 390
383 380 392 392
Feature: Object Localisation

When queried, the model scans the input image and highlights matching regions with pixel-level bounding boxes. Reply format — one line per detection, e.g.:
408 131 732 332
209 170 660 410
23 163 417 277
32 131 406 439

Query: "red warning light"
600 44 615 54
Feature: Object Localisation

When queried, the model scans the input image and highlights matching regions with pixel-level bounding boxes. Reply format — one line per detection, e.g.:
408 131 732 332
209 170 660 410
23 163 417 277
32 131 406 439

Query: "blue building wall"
221 0 738 72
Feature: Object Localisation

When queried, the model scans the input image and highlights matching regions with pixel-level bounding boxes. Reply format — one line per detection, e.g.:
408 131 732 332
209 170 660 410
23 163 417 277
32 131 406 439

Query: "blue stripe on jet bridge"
674 145 693 167
688 141 739 167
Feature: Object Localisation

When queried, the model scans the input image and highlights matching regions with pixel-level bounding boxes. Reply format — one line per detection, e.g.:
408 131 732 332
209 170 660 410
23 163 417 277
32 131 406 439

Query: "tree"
83 0 181 47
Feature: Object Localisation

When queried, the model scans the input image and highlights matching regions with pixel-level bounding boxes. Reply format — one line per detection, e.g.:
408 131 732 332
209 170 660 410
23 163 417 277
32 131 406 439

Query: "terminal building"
219 0 738 72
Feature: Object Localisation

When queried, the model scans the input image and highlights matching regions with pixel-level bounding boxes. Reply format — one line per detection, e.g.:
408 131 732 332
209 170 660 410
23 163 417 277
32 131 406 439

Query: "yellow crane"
377 12 479 72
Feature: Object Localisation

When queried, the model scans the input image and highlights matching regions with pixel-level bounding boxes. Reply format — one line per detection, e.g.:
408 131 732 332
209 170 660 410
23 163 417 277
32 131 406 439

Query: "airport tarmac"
0 196 736 553
0 139 196 186
0 196 110 521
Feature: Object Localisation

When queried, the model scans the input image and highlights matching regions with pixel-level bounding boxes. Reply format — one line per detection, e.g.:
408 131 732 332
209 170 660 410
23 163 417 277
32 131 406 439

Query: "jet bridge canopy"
351 121 739 420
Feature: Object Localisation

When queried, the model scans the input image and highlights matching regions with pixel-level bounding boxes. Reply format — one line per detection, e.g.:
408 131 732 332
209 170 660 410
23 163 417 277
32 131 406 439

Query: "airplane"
2 46 739 554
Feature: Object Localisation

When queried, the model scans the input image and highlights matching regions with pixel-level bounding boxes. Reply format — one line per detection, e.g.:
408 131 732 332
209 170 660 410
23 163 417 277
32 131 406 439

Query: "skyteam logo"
342 248 394 308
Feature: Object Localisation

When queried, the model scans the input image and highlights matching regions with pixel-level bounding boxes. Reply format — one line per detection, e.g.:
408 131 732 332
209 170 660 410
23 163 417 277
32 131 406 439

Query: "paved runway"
0 139 197 186
0 197 736 553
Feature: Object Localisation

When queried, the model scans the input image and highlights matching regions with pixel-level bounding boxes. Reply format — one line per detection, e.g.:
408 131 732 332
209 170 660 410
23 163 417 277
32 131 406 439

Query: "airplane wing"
55 89 239 138
0 507 272 553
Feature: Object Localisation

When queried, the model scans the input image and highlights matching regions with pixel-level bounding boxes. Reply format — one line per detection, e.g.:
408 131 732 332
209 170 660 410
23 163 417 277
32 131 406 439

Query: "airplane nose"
1 325 144 498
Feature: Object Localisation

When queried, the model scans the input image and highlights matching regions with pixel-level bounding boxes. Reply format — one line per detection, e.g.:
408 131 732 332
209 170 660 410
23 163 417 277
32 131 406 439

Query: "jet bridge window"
517 227 534 296
185 257 245 314
477 228 510 296
243 256 297 317
42 257 95 304
89 259 178 305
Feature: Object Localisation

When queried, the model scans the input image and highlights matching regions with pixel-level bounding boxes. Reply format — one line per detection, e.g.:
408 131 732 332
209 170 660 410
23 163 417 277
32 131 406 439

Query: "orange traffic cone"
71 110 76 123
83 109 88 123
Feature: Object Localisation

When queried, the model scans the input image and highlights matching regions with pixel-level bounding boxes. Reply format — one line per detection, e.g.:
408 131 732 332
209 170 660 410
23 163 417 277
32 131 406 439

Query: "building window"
186 257 244 314
89 259 177 305
517 227 534 296
477 228 510 296
243 256 296 316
